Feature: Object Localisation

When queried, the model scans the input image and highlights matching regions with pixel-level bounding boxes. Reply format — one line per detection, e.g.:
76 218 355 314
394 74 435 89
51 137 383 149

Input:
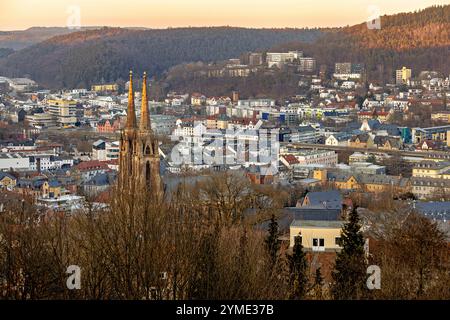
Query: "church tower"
118 71 163 200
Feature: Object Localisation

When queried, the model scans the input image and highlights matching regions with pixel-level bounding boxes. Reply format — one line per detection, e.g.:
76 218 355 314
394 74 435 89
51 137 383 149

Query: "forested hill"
0 27 103 50
0 27 323 89
270 5 450 82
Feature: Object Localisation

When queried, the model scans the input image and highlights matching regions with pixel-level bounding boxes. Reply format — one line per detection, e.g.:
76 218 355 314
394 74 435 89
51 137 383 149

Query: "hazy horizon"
1 0 449 31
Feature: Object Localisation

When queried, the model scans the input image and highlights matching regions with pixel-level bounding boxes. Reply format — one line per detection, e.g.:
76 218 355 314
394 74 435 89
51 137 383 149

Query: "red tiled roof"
75 160 109 171
282 154 299 165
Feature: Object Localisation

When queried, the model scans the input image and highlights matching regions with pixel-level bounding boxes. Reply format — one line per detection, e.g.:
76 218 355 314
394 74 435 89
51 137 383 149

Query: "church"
118 71 163 200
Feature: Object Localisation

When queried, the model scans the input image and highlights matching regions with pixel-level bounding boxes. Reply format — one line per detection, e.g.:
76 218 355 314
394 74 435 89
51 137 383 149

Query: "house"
0 172 17 189
42 180 63 199
373 136 402 150
300 190 343 210
82 172 116 197
246 164 277 185
280 154 299 169
348 133 374 148
289 220 344 252
1 107 26 123
71 160 110 183
360 119 381 132
417 139 443 151
313 169 410 195
325 134 349 146
191 93 206 106
96 118 121 133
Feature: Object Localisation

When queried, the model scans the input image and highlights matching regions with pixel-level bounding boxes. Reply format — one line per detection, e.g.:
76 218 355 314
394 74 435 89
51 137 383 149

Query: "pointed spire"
126 70 136 129
140 71 151 130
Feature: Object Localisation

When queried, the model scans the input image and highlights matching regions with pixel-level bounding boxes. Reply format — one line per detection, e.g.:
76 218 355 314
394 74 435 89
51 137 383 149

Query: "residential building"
299 57 316 72
91 84 119 93
325 134 349 146
412 161 450 179
289 220 344 252
0 153 30 171
396 67 412 85
46 99 78 127
0 172 17 189
266 51 302 68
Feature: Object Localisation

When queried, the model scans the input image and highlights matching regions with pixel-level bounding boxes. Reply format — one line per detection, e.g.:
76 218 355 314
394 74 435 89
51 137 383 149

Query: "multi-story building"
298 57 316 72
92 140 120 161
91 84 119 93
249 53 263 66
46 99 78 127
411 177 450 200
25 112 57 128
412 125 450 143
0 153 30 171
412 161 450 179
335 62 352 74
28 154 73 171
396 67 412 85
266 51 302 68
431 111 450 124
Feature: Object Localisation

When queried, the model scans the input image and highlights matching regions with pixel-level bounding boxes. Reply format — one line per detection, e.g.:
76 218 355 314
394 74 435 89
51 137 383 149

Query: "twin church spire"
119 70 163 200
126 70 151 131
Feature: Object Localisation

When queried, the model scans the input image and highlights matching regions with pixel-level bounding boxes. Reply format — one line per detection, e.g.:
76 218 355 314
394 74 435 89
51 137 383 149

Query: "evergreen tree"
311 267 324 300
288 235 308 299
331 207 367 300
265 215 280 269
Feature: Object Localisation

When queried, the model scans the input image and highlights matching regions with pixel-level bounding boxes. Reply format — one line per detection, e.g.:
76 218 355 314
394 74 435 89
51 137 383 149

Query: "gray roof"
303 190 342 210
290 220 344 228
414 202 450 221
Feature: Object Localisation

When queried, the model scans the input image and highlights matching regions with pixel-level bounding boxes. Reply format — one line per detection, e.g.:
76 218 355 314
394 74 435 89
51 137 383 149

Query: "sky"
0 0 449 31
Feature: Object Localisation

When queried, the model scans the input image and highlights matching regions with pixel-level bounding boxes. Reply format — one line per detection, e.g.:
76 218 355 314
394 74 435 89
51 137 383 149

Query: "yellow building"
396 67 412 85
42 180 62 198
46 99 78 127
348 134 374 149
91 84 119 92
0 173 17 189
290 220 344 252
412 161 450 179
313 169 410 195
431 112 450 124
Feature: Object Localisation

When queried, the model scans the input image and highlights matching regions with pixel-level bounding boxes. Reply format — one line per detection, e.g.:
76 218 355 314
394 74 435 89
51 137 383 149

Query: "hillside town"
1 48 450 300
2 52 450 207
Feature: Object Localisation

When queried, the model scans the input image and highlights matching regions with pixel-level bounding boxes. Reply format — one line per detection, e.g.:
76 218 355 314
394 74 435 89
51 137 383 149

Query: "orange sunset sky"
0 0 449 30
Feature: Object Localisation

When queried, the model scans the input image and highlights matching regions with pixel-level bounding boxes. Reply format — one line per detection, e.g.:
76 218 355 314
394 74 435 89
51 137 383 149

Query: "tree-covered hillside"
0 27 322 88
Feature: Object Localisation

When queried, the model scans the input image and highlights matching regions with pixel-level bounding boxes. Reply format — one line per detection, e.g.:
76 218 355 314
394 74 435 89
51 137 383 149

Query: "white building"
295 150 338 167
266 51 303 68
326 134 349 146
0 153 30 171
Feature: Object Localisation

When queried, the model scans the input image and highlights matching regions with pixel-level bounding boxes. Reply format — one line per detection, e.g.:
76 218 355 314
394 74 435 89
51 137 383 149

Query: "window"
313 238 324 247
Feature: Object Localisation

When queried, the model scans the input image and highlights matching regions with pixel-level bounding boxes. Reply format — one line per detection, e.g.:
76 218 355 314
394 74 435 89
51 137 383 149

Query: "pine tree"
311 267 324 300
265 215 280 269
331 207 367 300
288 235 308 299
